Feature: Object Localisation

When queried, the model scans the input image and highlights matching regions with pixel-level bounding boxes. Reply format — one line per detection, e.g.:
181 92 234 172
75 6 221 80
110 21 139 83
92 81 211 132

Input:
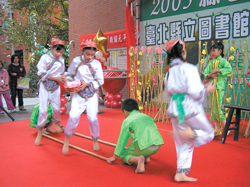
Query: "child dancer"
62 40 104 154
30 103 64 134
35 38 66 146
203 42 232 136
107 99 164 174
0 61 16 113
164 39 215 182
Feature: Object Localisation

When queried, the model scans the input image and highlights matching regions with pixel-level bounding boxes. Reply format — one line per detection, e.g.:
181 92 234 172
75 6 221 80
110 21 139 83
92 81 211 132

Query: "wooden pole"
74 133 117 147
42 134 108 161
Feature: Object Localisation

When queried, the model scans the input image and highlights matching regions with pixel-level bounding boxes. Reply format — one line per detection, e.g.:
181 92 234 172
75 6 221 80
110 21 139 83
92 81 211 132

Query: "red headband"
164 39 185 53
80 40 97 50
51 38 65 46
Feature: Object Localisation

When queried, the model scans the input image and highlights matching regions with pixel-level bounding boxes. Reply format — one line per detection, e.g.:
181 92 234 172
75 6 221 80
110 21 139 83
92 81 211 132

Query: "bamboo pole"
74 133 116 147
42 134 108 161
214 60 221 133
142 47 146 112
210 62 216 123
198 41 201 76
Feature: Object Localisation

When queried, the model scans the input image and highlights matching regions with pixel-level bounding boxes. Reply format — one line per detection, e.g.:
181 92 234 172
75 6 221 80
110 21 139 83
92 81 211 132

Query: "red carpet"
0 108 249 187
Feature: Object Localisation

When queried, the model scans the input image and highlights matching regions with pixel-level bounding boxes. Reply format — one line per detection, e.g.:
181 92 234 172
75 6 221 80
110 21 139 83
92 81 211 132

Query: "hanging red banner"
79 29 126 49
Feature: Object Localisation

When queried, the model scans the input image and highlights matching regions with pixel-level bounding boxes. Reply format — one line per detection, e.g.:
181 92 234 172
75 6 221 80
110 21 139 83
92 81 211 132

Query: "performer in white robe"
62 40 104 154
164 39 215 182
35 38 66 146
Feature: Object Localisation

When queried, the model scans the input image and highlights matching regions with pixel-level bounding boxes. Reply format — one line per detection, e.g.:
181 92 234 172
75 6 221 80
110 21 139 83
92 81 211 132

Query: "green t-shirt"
114 110 164 156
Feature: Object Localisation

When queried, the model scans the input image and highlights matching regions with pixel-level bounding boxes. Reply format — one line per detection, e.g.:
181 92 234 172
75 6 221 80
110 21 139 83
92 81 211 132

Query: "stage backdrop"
140 0 250 106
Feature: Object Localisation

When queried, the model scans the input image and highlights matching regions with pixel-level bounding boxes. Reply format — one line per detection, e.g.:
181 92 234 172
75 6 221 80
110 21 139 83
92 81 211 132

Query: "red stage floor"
0 108 249 187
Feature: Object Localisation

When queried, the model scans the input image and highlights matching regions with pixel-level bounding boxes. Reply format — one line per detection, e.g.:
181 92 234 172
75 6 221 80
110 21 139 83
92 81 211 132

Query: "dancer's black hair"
210 41 224 58
52 44 65 51
82 47 97 53
121 98 139 112
167 41 185 65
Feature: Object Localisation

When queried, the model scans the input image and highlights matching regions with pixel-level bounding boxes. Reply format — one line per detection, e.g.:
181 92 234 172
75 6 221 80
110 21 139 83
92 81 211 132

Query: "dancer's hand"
79 82 90 91
56 77 64 83
207 81 216 93
50 76 64 83
61 75 66 82
2 85 6 89
107 155 116 164
207 73 218 78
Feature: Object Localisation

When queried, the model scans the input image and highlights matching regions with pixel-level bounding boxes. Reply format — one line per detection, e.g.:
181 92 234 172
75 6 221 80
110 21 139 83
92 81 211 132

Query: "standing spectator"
7 54 27 111
0 61 17 113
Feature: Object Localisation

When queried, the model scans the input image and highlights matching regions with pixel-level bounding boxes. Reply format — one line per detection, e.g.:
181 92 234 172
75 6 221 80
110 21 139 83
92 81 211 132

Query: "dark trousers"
9 82 24 108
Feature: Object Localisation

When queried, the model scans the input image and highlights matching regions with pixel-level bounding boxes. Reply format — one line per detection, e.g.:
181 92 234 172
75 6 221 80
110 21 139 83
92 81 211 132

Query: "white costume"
64 56 104 139
36 53 65 129
165 58 214 174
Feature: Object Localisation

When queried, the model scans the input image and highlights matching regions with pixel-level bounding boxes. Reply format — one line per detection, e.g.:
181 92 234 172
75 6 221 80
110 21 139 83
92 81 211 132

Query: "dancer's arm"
107 120 130 163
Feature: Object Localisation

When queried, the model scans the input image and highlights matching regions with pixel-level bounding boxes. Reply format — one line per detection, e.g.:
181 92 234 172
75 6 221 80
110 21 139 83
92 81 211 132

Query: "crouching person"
107 98 164 174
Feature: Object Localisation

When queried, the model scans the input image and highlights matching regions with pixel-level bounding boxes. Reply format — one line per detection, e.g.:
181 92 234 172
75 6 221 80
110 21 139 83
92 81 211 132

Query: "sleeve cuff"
90 80 101 91
196 85 208 103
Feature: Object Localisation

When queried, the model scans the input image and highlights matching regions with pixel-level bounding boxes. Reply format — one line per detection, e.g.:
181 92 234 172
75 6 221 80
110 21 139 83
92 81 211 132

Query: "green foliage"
1 61 8 69
27 53 42 93
1 0 69 93
1 0 68 52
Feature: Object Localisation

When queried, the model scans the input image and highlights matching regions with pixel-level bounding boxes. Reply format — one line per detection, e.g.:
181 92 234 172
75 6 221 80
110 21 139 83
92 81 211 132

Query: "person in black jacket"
7 54 26 111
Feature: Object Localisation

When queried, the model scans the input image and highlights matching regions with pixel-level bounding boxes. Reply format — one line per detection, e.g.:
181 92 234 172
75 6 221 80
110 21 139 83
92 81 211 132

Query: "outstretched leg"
86 94 100 151
62 136 70 155
34 129 43 146
93 140 100 151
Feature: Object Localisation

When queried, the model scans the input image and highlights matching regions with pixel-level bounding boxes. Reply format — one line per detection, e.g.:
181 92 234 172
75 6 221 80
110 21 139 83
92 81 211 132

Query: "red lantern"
60 96 67 106
104 101 111 108
118 100 123 107
60 106 67 114
111 100 118 108
59 82 66 96
114 93 122 101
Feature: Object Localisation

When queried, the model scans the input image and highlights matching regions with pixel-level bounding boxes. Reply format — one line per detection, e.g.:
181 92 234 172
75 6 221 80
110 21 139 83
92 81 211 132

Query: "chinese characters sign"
79 29 126 49
140 1 250 65
141 6 249 45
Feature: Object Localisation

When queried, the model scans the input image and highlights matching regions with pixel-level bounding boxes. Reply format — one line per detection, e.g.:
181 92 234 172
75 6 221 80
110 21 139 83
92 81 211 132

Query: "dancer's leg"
86 94 100 151
172 118 197 182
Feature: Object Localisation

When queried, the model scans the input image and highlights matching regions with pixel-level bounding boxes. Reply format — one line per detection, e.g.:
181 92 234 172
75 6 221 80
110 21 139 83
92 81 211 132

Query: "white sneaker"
0 111 4 114
10 108 18 113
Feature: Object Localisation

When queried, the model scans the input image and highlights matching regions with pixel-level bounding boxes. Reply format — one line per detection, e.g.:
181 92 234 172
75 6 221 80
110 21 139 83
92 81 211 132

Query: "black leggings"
9 82 24 108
